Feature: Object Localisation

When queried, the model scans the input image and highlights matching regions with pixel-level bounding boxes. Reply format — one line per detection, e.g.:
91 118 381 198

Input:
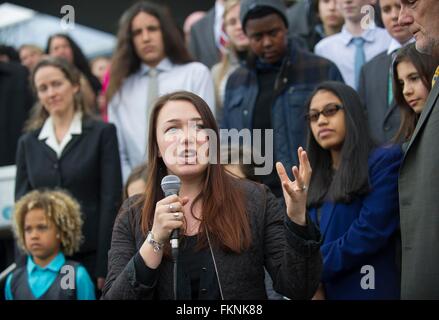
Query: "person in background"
90 56 111 120
102 91 322 300
107 1 215 182
222 0 343 198
293 0 344 51
15 57 122 291
358 0 413 145
315 0 391 89
5 189 95 300
183 11 207 47
302 81 402 299
211 0 249 122
123 163 148 200
0 45 20 63
18 45 45 72
397 0 439 300
46 34 101 110
188 0 225 68
391 43 439 145
90 56 111 85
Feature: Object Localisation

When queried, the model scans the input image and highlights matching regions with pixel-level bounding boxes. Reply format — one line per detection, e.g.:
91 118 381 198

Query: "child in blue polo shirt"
4 190 95 300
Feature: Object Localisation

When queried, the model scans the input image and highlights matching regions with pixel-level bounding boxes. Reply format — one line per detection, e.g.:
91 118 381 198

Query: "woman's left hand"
276 147 312 226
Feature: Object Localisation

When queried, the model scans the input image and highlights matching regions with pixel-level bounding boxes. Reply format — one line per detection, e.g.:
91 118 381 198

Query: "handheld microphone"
160 175 181 253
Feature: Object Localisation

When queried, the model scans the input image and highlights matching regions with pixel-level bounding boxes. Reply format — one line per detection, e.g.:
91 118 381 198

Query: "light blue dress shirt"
5 253 96 300
108 58 216 182
314 25 391 89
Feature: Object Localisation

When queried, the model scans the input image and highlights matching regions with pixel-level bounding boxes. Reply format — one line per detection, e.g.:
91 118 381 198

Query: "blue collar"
340 24 378 46
27 252 65 274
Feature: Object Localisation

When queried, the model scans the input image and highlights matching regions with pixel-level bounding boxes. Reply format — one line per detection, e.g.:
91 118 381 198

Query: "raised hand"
275 147 312 225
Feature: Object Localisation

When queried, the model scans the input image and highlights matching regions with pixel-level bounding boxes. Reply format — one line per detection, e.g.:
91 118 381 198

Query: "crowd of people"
0 0 439 300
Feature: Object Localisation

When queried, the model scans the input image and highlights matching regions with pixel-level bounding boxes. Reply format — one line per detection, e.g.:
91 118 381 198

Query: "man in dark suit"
358 0 413 145
398 0 439 299
188 0 224 68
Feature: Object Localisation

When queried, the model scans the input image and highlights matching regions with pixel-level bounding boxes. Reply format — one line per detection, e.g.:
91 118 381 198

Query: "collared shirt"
108 58 215 181
38 112 82 158
214 1 225 49
5 252 96 300
314 24 391 88
387 37 415 55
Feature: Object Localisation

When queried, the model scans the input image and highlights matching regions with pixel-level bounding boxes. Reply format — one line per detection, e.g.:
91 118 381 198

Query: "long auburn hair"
107 1 192 102
139 91 251 254
392 43 439 143
306 81 376 207
25 57 96 132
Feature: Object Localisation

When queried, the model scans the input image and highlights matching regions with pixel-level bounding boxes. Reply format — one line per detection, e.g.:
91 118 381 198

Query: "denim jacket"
221 42 343 173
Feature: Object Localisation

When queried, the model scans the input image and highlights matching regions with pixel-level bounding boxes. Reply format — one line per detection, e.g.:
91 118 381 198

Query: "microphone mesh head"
161 175 181 196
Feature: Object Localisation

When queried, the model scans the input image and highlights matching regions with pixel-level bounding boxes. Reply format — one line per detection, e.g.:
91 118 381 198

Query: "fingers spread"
276 162 291 184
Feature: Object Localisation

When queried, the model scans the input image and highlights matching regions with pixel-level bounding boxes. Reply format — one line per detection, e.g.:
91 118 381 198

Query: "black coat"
102 180 322 300
0 62 33 166
15 116 122 278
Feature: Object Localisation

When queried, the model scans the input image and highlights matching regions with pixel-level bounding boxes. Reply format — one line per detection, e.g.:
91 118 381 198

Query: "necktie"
145 68 159 157
352 37 366 90
432 66 439 87
388 50 398 107
146 68 159 124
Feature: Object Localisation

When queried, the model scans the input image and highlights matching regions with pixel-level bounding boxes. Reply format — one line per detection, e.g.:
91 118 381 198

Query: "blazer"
15 116 123 278
101 180 323 300
398 79 439 299
358 51 401 145
188 7 221 68
309 146 403 299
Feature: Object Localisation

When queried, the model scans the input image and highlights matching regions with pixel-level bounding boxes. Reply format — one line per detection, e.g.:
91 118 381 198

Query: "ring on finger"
173 212 180 218
169 204 175 212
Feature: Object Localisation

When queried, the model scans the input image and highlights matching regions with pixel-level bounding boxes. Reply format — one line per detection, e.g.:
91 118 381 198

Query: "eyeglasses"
305 104 344 122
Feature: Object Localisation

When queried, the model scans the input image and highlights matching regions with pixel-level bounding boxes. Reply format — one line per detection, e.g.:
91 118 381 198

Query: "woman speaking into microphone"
102 91 322 300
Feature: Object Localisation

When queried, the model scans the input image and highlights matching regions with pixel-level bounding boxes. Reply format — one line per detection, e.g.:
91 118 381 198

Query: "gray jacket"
101 179 322 300
399 79 439 299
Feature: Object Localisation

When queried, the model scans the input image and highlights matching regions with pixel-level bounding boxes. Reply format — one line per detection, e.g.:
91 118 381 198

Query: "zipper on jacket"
206 229 225 300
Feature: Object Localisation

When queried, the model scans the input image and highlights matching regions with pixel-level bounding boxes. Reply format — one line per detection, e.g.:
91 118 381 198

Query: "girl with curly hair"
4 190 95 300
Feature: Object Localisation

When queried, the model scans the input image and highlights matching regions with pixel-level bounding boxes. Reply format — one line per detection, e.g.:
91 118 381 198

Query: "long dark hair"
392 43 439 142
306 81 376 207
46 33 101 95
107 1 192 102
139 91 251 255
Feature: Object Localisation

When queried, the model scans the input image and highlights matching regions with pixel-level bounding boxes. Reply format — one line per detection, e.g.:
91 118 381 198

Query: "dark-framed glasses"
305 104 344 122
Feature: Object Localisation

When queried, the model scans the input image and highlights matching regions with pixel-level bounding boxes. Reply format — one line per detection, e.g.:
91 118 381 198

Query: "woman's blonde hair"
13 189 83 256
24 57 95 132
216 0 243 83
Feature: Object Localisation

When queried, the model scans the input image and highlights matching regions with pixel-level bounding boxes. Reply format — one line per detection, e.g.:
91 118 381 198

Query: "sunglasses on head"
305 103 344 122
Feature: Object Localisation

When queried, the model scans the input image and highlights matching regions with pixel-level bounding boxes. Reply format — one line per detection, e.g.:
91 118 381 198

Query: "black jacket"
15 116 122 278
102 179 322 300
0 62 33 166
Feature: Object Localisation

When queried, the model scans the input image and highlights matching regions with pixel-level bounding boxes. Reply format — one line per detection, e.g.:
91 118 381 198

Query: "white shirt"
108 58 216 181
38 112 82 158
387 37 415 55
314 25 391 89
